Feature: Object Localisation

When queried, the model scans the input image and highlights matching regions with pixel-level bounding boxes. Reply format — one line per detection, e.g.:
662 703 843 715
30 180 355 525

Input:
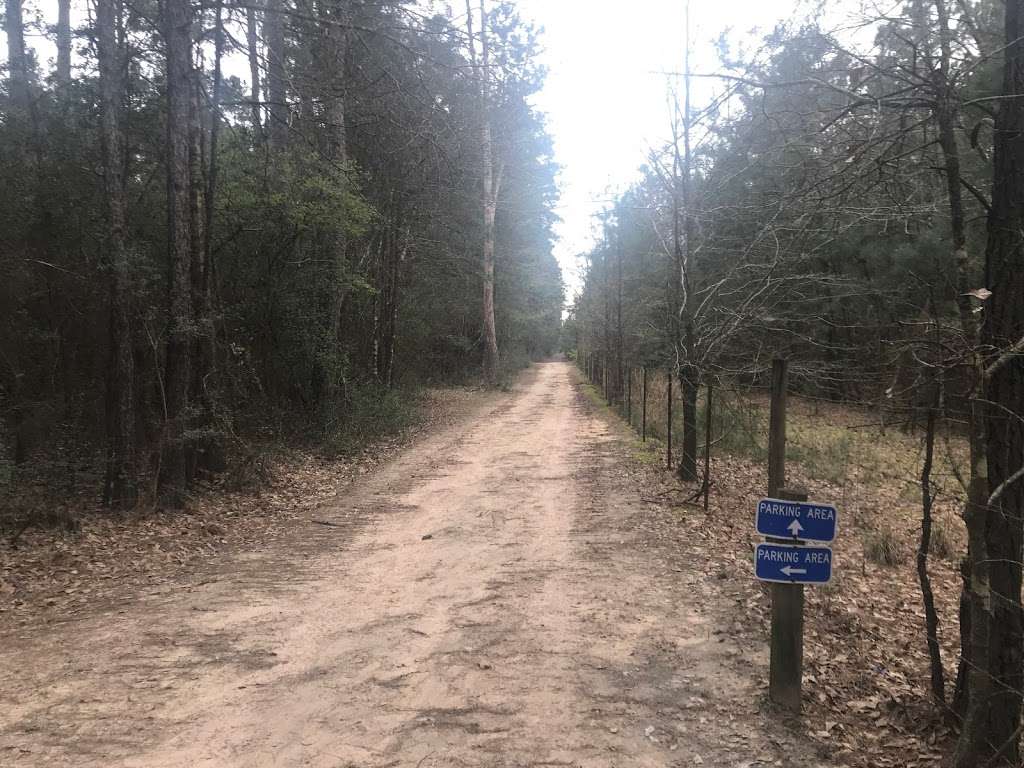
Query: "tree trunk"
385 236 401 388
56 0 71 86
319 0 349 402
246 5 263 139
192 0 225 474
187 57 207 443
954 394 994 765
265 0 289 150
467 0 500 384
603 248 611 404
326 0 348 333
0 393 11 490
204 0 225 322
918 407 945 704
96 0 137 508
188 66 205 334
953 559 972 720
616 241 623 401
955 0 1024 762
933 0 978 718
678 353 699 481
481 176 499 383
674 4 699 482
375 223 403 389
4 0 29 110
157 0 195 508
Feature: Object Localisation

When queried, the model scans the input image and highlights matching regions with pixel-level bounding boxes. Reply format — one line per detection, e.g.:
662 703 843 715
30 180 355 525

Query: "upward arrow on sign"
755 498 838 543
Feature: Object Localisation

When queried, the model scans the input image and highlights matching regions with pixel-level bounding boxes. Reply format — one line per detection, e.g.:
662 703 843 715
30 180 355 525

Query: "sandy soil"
0 361 828 767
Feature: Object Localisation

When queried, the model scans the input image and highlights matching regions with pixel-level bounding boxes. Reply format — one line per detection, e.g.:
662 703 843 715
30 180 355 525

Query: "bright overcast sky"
512 0 808 302
9 0 808 303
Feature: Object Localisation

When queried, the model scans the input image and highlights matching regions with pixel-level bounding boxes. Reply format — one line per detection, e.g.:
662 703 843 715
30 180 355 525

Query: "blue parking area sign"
755 497 838 543
755 543 833 584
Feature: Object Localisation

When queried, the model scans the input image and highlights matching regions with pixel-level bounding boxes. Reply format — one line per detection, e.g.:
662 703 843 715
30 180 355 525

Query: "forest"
0 0 562 510
568 0 1024 764
3 0 1024 765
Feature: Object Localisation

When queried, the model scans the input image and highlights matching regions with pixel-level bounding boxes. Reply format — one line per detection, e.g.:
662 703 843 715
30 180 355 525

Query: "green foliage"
322 383 419 456
571 3 995 423
0 0 563 502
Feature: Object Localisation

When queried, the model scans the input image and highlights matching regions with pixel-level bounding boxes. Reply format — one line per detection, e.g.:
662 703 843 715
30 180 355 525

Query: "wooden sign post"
768 490 807 714
766 357 805 714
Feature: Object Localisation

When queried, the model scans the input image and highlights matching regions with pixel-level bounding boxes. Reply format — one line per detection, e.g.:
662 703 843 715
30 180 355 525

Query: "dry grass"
618 421 966 766
619 372 970 499
929 518 958 560
863 526 908 566
586 366 973 766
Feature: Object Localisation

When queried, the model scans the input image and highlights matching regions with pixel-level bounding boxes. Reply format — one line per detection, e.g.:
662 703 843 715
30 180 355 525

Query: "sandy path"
0 361 826 767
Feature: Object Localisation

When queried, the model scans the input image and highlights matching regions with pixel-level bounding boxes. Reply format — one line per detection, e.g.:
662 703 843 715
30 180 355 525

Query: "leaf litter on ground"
0 387 484 631
614 393 962 768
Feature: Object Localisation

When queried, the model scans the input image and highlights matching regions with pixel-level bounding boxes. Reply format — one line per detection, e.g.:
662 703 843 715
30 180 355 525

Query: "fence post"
603 353 610 404
667 368 673 469
767 357 805 714
618 359 623 411
641 367 647 442
703 381 713 510
626 367 632 426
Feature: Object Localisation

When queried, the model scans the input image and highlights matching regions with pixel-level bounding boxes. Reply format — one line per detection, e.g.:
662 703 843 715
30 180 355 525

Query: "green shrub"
498 348 533 389
323 383 419 456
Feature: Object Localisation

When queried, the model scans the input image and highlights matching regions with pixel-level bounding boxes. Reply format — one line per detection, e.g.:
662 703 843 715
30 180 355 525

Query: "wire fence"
574 349 1024 767
578 351 765 471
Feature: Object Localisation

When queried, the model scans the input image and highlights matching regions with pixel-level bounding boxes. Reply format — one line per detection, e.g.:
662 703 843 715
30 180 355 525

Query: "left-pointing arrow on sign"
756 543 832 584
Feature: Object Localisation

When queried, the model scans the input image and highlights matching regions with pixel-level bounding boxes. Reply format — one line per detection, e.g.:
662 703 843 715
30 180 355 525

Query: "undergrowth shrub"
928 519 957 560
702 394 766 459
323 383 419 456
788 427 852 484
223 443 281 491
864 526 906 566
498 348 533 390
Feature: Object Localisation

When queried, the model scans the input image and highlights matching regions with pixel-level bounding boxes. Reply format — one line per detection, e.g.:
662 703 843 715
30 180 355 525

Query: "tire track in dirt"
0 361 828 767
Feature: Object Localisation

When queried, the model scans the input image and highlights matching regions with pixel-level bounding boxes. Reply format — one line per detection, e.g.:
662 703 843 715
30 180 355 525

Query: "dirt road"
0 362 825 767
